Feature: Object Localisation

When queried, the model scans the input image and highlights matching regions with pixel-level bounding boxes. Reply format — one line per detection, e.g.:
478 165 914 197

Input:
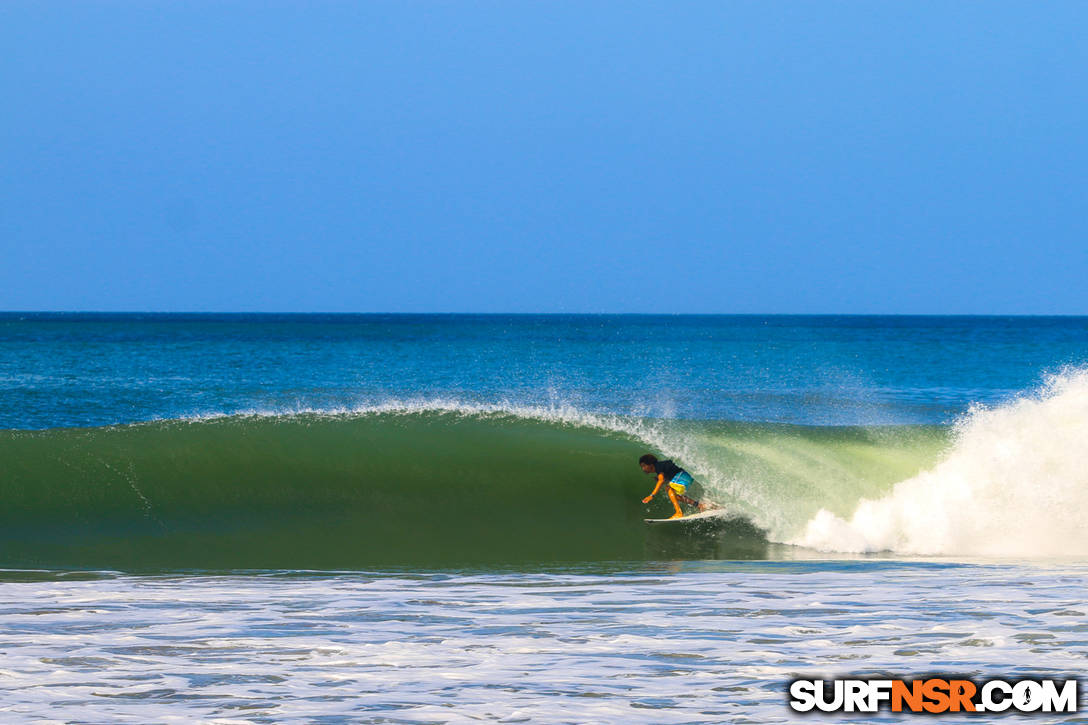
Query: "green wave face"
0 412 947 570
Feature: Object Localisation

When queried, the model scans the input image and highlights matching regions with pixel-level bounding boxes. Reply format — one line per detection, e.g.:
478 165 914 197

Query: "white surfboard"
644 508 731 524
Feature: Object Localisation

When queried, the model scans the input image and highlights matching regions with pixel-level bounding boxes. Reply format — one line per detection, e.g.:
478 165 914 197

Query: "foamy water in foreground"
1 562 1084 723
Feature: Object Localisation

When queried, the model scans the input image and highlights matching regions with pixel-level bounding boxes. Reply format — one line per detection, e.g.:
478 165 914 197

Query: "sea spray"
792 368 1088 556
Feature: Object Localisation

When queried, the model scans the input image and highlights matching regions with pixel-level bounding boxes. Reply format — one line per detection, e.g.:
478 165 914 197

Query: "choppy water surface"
1 562 1085 723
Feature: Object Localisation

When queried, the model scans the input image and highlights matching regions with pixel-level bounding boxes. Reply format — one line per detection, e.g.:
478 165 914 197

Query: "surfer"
638 454 707 519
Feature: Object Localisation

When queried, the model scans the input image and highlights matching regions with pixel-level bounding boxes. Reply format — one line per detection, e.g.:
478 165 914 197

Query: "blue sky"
2 1 1086 313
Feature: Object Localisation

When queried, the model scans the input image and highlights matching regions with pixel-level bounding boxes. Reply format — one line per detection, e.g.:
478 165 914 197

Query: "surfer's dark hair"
639 454 658 466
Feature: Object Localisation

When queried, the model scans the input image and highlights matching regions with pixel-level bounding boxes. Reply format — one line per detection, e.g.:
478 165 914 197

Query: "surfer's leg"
678 482 718 512
695 496 721 512
666 487 684 519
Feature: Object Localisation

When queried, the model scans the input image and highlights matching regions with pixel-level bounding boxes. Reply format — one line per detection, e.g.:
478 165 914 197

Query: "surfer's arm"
642 474 665 504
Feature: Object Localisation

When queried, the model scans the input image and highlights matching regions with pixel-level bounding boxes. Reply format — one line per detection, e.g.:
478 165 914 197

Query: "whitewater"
792 369 1088 557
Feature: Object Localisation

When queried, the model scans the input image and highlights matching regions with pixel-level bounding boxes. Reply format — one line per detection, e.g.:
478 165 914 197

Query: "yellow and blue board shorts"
667 471 694 494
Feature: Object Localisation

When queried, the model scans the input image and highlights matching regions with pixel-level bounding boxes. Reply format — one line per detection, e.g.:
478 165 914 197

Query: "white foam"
792 368 1088 557
1 565 1086 721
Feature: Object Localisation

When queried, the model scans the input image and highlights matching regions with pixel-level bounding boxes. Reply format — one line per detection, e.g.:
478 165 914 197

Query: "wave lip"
792 369 1088 558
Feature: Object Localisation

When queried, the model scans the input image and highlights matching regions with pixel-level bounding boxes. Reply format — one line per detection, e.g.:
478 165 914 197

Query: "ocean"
1 313 1086 722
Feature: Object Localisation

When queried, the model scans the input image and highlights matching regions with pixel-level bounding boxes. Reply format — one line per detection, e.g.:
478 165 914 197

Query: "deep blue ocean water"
4 313 1088 429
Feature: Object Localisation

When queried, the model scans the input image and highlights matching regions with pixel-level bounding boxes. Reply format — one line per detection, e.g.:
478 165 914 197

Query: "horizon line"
3 310 1088 318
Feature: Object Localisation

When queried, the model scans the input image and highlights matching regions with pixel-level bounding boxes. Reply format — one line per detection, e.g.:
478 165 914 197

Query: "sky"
2 1 1086 314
